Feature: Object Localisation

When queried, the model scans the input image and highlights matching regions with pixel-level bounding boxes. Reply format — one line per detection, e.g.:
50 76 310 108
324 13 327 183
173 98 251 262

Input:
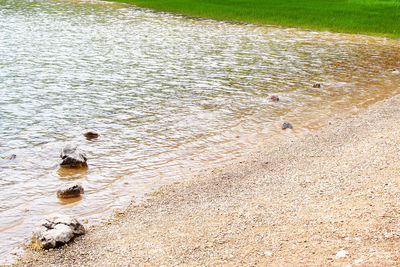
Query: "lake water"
1 0 400 263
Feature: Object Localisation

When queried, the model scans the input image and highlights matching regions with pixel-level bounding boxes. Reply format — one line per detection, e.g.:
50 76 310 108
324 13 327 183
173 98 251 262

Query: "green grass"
108 0 400 38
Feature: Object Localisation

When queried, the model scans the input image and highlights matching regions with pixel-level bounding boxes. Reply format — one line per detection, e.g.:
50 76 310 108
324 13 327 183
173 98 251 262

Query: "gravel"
16 94 400 266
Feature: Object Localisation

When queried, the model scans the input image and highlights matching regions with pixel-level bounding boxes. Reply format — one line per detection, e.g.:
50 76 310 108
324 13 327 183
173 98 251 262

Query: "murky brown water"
1 0 400 263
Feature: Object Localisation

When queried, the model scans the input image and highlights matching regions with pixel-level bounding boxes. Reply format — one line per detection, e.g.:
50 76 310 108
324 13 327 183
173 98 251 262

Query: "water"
1 0 400 263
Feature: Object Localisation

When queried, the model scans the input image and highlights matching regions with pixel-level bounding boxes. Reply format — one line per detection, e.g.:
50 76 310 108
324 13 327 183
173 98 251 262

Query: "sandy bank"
17 94 400 266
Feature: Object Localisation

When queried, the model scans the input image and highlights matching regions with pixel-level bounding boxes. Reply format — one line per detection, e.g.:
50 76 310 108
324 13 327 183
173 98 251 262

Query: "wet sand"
16 94 400 266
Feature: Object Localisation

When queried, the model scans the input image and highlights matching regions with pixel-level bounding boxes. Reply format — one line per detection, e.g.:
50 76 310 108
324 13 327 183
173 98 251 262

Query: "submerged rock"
268 95 280 102
313 83 321 88
84 131 99 140
199 100 219 109
31 214 85 249
60 144 87 168
282 122 293 130
57 184 84 198
1 154 16 160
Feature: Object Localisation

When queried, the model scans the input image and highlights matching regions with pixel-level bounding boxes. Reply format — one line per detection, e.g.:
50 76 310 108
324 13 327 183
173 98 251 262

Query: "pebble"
354 258 363 264
313 83 321 88
336 249 349 258
264 251 273 256
84 131 99 140
1 154 16 160
268 95 280 102
282 122 293 130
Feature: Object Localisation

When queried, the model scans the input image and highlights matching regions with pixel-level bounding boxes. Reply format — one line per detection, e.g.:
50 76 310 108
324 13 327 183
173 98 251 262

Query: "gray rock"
60 144 87 168
31 214 85 249
282 122 293 130
57 184 84 198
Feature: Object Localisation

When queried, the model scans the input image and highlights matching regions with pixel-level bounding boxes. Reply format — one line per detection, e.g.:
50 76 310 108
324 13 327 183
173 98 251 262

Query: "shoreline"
108 0 400 39
16 93 400 265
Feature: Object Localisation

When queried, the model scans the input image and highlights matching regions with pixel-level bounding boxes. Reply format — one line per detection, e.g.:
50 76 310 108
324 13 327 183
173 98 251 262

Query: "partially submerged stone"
84 131 99 140
313 83 321 88
268 95 279 102
31 214 85 249
57 184 84 198
1 154 16 160
282 122 293 130
60 144 87 168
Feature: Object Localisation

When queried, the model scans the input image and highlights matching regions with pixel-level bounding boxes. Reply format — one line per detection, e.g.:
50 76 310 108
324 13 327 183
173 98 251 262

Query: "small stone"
264 251 273 256
84 131 99 140
282 122 293 130
60 144 87 168
1 154 16 160
313 83 321 88
31 213 85 249
57 184 84 198
354 258 363 264
336 249 349 258
268 95 279 102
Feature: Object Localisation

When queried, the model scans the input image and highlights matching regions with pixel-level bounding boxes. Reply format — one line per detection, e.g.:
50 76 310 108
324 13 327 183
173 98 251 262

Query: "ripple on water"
0 0 400 264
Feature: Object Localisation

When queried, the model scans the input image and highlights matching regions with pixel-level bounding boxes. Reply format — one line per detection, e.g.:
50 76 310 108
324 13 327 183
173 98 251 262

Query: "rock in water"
31 214 85 249
268 95 280 102
60 144 87 168
1 154 16 160
282 122 293 130
57 184 84 198
84 131 99 140
313 83 321 88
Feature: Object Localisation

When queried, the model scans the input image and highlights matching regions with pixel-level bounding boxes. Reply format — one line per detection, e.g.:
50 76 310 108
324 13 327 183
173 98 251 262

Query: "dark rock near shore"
313 83 321 88
31 214 85 249
57 184 84 198
84 131 99 140
269 95 280 102
60 144 87 168
282 122 293 130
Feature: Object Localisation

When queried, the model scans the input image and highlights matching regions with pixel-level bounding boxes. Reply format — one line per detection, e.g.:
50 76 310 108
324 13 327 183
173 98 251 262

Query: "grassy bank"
109 0 400 38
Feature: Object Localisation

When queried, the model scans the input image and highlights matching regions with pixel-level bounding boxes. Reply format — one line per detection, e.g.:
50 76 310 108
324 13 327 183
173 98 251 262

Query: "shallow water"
0 0 400 263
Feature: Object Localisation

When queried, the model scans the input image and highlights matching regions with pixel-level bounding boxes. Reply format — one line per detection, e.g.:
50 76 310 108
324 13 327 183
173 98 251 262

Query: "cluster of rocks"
31 131 99 249
269 83 326 131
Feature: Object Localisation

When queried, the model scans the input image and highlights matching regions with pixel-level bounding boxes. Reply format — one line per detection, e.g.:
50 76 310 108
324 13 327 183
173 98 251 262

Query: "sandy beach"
16 94 400 266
